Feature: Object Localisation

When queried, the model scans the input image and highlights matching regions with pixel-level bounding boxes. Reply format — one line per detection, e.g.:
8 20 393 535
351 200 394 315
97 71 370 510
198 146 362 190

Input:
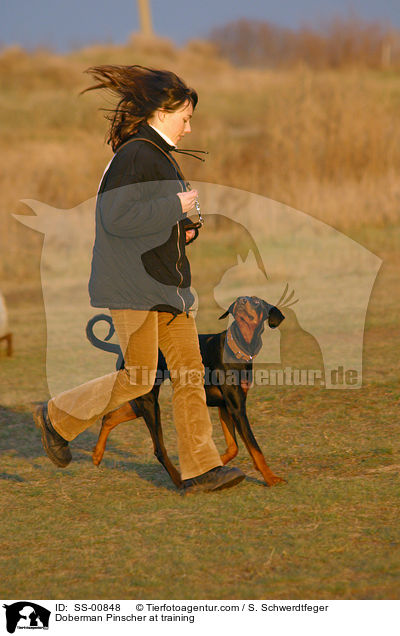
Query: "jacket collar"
147 124 177 148
127 122 208 163
135 122 176 153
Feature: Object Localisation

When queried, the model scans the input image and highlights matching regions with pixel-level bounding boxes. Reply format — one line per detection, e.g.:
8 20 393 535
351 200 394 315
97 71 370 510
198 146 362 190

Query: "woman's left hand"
185 229 196 244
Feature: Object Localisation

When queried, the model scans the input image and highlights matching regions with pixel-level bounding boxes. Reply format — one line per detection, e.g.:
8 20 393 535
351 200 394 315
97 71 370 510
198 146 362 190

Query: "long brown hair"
82 65 198 151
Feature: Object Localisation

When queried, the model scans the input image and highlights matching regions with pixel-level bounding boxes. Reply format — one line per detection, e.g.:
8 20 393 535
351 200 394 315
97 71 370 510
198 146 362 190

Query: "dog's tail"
86 313 124 370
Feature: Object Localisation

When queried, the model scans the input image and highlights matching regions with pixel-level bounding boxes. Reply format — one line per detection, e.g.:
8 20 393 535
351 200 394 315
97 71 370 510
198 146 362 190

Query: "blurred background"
1 0 400 282
2 0 400 52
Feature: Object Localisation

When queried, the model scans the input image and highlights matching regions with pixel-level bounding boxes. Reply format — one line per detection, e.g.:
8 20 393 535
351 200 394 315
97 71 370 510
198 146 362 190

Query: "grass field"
0 222 399 600
0 38 399 600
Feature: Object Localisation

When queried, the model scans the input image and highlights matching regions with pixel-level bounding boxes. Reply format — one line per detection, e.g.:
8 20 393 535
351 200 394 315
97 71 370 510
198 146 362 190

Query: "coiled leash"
114 137 207 230
171 147 208 229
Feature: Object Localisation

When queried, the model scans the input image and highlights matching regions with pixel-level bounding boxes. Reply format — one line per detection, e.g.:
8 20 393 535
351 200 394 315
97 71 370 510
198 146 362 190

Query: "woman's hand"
185 229 196 243
177 190 198 214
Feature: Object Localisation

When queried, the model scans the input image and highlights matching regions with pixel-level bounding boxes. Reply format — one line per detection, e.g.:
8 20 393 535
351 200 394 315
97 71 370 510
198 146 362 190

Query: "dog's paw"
266 474 287 486
92 446 104 467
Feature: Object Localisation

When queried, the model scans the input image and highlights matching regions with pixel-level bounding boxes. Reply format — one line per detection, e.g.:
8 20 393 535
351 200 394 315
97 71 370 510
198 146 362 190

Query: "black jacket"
89 123 196 314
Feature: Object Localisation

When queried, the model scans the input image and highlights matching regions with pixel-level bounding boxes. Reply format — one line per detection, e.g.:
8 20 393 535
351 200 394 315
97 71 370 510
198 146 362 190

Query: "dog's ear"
218 301 236 320
261 300 275 322
268 306 285 329
261 300 285 328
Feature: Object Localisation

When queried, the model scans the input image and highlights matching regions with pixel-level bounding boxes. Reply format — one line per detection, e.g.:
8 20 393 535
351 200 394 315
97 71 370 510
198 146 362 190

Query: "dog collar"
226 326 255 362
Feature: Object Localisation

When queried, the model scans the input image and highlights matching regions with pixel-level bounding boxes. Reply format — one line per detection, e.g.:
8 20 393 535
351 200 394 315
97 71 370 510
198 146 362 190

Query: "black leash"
172 148 209 162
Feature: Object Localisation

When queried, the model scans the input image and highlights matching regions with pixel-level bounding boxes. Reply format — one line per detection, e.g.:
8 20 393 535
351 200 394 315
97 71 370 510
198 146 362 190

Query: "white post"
137 0 154 37
0 290 9 338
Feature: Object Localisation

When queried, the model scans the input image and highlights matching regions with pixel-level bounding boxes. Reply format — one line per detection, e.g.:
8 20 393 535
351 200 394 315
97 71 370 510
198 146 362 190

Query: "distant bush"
208 15 400 69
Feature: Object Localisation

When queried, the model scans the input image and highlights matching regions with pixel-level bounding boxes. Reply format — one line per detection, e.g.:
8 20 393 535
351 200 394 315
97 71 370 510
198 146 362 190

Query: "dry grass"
1 40 400 282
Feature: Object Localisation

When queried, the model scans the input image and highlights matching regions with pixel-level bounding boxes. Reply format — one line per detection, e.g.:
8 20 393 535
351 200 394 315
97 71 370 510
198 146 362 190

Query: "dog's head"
219 296 285 347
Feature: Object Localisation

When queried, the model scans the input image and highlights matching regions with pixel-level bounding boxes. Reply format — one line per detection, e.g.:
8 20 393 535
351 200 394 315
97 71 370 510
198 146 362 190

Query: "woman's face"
150 100 193 145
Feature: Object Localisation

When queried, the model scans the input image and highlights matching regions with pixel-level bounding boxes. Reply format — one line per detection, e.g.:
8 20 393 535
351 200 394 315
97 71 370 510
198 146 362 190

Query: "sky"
1 0 399 52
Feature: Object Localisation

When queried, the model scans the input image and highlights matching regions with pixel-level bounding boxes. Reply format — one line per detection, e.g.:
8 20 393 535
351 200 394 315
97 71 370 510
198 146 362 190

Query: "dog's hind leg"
92 402 138 466
218 406 238 464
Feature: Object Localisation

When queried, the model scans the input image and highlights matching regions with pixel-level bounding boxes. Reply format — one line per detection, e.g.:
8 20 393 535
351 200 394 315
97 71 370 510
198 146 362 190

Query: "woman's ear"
150 109 164 124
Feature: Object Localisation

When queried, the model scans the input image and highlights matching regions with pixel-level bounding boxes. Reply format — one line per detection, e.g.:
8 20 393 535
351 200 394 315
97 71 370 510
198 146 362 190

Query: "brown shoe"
33 403 72 467
182 466 245 494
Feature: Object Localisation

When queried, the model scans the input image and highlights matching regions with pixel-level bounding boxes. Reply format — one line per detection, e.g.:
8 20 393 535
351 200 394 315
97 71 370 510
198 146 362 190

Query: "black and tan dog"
86 296 285 488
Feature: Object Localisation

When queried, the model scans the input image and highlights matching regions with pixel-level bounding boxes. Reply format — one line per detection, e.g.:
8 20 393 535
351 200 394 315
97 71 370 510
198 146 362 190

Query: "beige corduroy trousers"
48 310 222 480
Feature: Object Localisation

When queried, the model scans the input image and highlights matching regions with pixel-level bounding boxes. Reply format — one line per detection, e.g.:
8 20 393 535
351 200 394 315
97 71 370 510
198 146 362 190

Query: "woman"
34 65 244 494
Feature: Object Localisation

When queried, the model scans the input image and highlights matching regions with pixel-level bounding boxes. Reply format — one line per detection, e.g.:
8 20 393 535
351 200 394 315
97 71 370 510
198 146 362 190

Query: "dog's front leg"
222 388 286 486
218 406 238 464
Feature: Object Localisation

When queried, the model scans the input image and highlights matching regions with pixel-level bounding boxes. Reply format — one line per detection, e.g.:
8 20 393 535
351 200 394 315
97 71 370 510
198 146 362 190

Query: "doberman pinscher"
86 296 285 488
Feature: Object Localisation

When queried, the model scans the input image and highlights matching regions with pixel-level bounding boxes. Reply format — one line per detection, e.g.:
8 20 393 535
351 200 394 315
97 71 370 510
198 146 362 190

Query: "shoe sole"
183 472 245 495
33 405 71 468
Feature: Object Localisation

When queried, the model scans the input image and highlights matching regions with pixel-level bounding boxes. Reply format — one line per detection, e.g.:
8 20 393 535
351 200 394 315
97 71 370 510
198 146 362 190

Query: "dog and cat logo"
3 603 50 633
16 188 381 393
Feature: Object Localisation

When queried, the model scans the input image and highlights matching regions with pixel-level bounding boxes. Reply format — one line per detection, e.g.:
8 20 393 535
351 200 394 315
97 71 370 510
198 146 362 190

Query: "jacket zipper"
175 178 186 313
167 149 188 314
175 221 185 312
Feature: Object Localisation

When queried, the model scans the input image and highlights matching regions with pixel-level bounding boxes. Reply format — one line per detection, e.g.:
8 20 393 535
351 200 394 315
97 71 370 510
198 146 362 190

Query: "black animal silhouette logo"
3 602 50 633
